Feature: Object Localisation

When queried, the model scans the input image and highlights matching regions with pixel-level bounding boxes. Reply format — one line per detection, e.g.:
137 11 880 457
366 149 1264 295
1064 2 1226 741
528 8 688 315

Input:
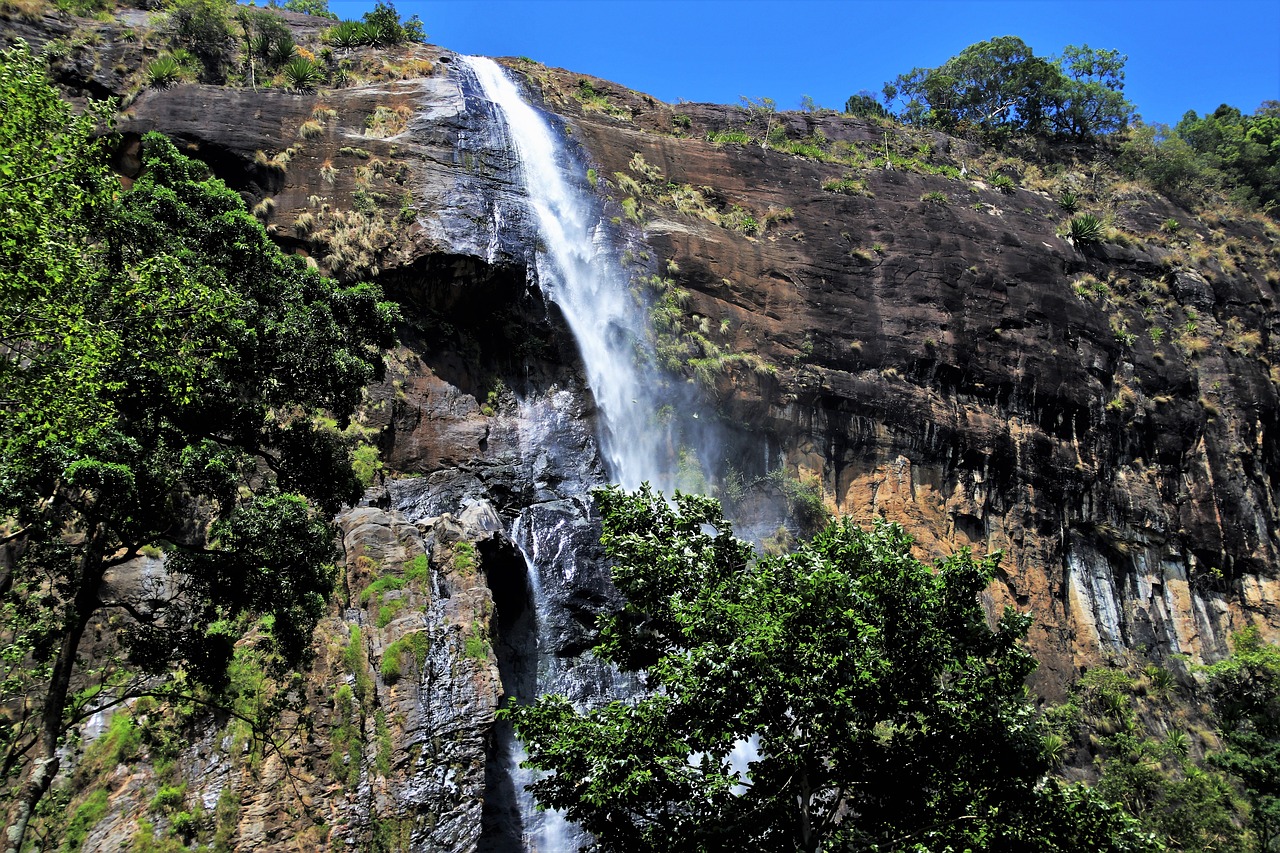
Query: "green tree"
844 90 890 120
506 485 1157 852
0 43 397 852
1119 120 1213 203
1176 103 1280 213
884 37 1133 140
884 36 1062 136
360 1 425 45
1051 44 1134 137
1206 627 1280 851
280 0 337 17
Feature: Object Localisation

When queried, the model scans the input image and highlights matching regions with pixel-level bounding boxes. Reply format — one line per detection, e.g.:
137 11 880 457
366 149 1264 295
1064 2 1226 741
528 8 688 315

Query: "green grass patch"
149 784 186 814
380 632 430 684
376 600 404 629
452 541 476 576
62 789 110 852
463 621 489 661
404 554 429 584
359 576 406 606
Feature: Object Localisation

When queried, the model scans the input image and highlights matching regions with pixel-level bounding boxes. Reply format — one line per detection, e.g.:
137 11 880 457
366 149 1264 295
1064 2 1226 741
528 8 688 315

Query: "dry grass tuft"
364 104 413 139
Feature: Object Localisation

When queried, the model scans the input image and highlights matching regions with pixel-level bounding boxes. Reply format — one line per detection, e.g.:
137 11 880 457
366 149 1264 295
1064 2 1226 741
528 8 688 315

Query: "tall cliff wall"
518 66 1280 694
6 9 1280 850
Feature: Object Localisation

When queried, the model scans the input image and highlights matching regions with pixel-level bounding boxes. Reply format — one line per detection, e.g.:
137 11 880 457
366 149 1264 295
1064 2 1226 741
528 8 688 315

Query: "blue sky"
328 1 1280 126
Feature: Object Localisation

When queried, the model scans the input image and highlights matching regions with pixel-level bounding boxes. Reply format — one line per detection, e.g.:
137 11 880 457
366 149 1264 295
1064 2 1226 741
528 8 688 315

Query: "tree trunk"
798 771 818 853
4 528 105 853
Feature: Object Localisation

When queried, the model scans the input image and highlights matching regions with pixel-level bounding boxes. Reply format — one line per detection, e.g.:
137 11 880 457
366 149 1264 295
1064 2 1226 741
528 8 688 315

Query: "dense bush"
1117 104 1280 216
281 0 336 17
323 2 425 48
167 0 236 83
843 90 890 119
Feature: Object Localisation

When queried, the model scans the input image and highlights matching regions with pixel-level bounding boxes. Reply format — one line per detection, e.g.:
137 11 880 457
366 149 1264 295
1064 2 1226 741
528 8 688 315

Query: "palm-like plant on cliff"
1069 213 1105 243
0 43 397 851
282 55 325 91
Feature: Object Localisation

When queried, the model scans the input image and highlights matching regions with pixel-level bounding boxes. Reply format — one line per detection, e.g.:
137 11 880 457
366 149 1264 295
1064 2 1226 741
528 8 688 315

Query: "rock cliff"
5 7 1280 850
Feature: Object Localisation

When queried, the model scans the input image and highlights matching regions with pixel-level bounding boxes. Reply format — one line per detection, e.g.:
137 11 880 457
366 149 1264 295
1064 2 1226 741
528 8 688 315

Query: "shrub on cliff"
167 0 237 83
323 1 425 48
0 43 398 850
1206 627 1280 851
505 485 1159 853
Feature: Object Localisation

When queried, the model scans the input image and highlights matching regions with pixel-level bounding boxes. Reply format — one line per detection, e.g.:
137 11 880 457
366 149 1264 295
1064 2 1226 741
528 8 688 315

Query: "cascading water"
462 55 717 852
465 56 686 496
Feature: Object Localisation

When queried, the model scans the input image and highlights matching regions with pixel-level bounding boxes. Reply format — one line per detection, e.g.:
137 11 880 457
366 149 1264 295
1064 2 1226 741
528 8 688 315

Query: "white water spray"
467 56 674 493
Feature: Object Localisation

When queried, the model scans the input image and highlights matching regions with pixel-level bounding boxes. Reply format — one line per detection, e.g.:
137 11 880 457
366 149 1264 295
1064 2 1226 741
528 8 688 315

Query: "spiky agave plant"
145 55 183 88
282 56 324 92
1069 213 1104 243
325 20 364 49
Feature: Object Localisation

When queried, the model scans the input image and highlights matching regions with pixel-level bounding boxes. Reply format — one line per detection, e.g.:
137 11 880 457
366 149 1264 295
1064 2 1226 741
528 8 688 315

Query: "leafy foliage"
0 44 398 848
1117 102 1280 215
884 36 1133 140
1206 627 1280 851
281 0 336 17
844 91 890 119
506 486 1157 853
323 2 425 48
166 0 237 83
1047 663 1249 851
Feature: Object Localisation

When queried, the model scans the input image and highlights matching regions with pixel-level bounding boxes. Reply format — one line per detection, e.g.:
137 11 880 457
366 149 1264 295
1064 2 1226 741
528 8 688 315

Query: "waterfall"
462 55 695 852
456 57 759 851
465 55 680 494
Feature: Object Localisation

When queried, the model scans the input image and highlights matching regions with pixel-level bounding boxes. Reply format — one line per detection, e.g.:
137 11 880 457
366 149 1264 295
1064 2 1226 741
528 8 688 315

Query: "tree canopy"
0 41 397 851
1205 627 1280 852
1176 103 1280 213
882 37 1133 140
1117 102 1280 215
506 486 1157 852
